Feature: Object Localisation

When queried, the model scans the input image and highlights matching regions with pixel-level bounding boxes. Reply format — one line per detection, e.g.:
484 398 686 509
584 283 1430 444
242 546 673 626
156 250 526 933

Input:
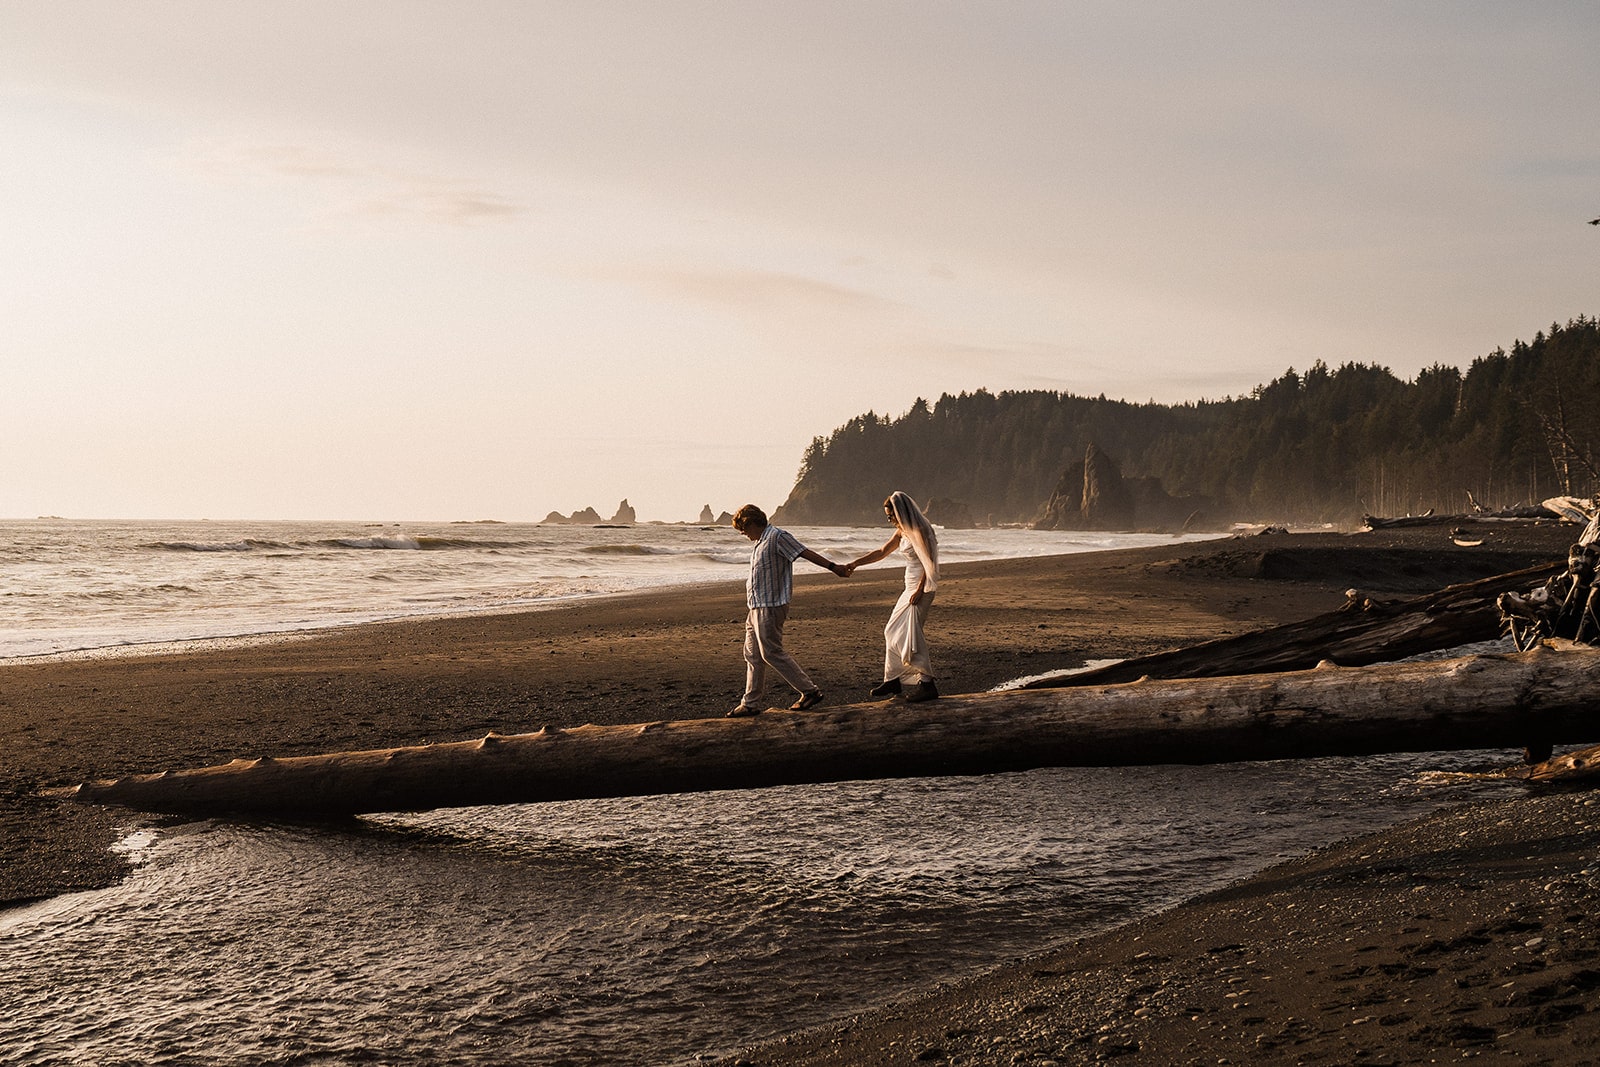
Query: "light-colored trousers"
742 605 818 706
883 590 935 683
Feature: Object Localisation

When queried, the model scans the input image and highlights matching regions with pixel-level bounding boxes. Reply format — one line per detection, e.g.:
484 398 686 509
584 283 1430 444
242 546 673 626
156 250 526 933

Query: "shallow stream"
0 755 1517 1065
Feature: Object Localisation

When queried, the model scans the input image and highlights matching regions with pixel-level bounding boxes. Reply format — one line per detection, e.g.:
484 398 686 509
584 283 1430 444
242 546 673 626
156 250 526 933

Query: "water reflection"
0 757 1516 1066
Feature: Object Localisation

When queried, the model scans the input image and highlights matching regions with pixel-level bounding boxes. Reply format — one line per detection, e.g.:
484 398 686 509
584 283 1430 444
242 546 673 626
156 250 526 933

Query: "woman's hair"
884 491 937 553
732 504 767 532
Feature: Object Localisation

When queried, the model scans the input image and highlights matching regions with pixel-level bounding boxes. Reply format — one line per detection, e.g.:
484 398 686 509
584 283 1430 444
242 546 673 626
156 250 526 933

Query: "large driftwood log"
1361 509 1444 529
1510 742 1600 785
1023 562 1564 690
50 643 1600 818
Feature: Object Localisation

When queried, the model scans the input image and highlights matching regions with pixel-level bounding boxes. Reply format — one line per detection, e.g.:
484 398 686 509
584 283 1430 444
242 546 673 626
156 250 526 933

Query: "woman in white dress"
843 491 940 702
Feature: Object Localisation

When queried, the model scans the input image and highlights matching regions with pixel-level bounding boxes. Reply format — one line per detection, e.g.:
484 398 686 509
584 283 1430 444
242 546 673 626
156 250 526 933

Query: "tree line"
775 316 1600 528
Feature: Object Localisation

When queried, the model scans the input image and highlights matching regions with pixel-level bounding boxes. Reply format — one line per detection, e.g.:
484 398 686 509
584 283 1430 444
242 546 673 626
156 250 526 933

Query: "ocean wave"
145 535 543 554
693 551 750 565
57 582 200 602
319 536 425 551
318 536 541 552
581 544 665 556
413 536 539 551
142 539 295 553
582 546 746 564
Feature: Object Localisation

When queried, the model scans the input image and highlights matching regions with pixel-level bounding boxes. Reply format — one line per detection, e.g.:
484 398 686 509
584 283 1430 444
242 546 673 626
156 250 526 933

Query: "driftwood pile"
1363 495 1600 534
1499 542 1600 650
1022 563 1565 689
1362 508 1561 531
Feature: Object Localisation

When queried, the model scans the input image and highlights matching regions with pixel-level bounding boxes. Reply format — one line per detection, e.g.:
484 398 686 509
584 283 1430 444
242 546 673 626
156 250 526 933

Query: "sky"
3 2 1598 522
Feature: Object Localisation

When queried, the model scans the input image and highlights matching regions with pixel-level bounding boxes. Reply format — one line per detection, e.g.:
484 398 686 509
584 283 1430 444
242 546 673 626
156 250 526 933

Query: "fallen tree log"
1364 508 1569 529
1362 509 1444 529
1508 742 1600 785
1022 561 1565 690
48 643 1600 818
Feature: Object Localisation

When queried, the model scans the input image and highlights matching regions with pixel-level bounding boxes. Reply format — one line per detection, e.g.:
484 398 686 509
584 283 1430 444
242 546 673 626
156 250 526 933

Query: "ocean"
0 518 1526 1065
0 518 1216 661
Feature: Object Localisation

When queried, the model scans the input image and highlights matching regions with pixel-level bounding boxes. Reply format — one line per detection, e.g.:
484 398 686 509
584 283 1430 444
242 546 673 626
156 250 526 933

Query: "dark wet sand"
738 790 1600 1066
4 522 1595 1064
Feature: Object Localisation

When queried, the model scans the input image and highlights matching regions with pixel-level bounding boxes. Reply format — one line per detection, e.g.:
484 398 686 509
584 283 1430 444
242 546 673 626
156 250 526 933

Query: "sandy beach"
4 522 1597 1063
738 788 1600 1066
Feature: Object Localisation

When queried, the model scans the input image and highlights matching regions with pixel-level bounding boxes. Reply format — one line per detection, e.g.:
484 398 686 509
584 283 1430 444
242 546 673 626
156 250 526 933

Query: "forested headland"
774 316 1600 530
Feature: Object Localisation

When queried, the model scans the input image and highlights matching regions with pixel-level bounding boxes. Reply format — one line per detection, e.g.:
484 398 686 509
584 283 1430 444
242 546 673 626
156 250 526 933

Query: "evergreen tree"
773 319 1600 527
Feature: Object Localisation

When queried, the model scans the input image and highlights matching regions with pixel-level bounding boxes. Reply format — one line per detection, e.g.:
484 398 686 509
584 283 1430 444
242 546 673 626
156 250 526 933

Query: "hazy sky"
4 2 1597 521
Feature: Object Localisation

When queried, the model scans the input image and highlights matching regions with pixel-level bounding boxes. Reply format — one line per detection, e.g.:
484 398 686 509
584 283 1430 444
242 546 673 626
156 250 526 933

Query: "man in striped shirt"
728 503 846 716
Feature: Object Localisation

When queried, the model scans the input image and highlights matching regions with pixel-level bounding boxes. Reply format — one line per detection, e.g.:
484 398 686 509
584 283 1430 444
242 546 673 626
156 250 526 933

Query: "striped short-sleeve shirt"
747 525 805 607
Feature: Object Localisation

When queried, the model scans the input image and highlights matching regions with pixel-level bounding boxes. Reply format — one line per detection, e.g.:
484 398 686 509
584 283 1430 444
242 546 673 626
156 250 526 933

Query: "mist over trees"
775 317 1600 528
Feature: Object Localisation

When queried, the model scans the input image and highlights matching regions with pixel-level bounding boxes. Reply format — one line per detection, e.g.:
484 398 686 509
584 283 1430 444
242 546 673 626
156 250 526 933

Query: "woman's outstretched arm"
842 533 901 576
